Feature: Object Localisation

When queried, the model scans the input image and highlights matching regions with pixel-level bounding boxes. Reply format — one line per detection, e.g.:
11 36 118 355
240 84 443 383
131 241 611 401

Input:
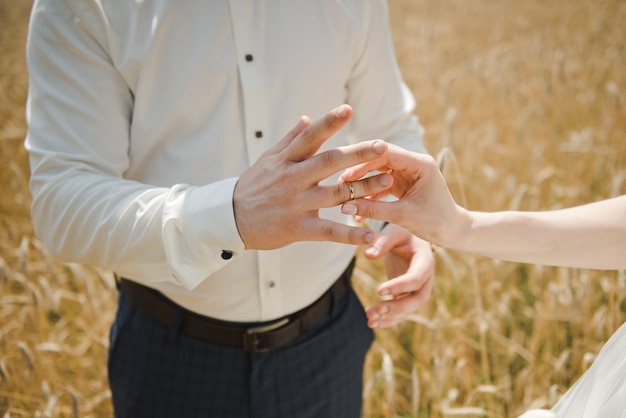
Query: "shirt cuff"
162 178 245 290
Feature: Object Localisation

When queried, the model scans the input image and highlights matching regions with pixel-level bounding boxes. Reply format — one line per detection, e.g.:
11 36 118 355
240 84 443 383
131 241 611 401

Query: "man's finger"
284 104 353 162
345 173 392 202
312 172 392 208
261 116 312 158
299 139 388 184
361 225 401 260
301 218 376 246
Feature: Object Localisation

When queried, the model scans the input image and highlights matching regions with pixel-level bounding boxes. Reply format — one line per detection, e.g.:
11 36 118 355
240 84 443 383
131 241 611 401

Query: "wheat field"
1 1 625 417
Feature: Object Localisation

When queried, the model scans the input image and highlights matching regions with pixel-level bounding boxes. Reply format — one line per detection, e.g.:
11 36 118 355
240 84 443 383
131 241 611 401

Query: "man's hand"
233 104 391 250
364 223 435 328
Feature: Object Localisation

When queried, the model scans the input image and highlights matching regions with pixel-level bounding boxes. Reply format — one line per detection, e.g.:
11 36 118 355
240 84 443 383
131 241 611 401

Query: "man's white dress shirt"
25 0 426 322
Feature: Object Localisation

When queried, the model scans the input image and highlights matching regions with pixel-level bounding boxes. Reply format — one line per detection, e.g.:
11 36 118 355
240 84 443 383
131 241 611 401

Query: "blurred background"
1 0 625 416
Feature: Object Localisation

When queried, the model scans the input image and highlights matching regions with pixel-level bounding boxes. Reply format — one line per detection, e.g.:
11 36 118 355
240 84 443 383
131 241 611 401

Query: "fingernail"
336 105 349 118
379 305 389 314
379 173 391 187
295 116 309 130
365 246 378 257
379 288 390 296
364 231 375 243
341 203 357 215
370 312 380 320
373 140 386 154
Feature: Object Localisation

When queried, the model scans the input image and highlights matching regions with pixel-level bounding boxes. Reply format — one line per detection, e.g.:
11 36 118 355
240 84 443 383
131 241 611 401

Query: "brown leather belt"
119 258 354 353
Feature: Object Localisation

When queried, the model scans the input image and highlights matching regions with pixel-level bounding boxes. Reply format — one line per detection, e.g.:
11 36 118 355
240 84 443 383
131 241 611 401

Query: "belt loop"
166 308 184 344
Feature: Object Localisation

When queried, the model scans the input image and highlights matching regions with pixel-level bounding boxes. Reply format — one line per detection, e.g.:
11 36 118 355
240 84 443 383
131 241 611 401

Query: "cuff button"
221 250 233 260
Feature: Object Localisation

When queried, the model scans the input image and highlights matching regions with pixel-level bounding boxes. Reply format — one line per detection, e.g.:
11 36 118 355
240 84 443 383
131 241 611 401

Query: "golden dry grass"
1 1 625 417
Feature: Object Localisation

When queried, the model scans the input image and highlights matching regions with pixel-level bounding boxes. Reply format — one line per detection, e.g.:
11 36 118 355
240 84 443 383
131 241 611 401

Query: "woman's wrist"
438 205 474 251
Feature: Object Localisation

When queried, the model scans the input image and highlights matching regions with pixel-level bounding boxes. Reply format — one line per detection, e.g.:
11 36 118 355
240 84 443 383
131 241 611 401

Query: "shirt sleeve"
25 0 244 290
345 0 427 155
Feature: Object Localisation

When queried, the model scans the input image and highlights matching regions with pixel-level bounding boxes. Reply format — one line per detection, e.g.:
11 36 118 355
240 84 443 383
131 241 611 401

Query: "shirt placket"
228 0 283 320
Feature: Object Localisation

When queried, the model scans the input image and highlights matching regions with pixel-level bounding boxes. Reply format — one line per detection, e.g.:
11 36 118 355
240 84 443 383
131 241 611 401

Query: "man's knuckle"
334 184 346 202
322 224 335 239
324 113 335 130
321 150 337 169
356 144 369 161
359 178 372 194
299 128 314 146
360 205 374 219
347 227 362 244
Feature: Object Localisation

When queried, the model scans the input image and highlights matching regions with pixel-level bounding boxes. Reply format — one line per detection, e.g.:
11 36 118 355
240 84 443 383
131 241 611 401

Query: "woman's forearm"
447 196 626 270
339 145 626 270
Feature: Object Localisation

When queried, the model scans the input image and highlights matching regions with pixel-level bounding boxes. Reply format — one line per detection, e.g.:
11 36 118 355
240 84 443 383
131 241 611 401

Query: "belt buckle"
243 318 289 353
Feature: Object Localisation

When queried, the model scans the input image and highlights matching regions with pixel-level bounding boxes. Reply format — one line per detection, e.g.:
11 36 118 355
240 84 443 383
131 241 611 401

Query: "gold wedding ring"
346 181 355 201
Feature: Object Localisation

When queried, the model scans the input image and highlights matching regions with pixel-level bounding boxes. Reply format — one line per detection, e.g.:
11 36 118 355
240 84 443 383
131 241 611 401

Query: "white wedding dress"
519 322 626 417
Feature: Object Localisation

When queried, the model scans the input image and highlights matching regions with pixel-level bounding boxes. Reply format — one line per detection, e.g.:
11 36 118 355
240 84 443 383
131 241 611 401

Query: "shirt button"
268 281 276 288
221 250 233 260
255 130 263 139
245 54 253 62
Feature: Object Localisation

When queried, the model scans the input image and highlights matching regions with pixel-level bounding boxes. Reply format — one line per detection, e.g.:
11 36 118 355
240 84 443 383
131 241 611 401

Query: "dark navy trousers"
108 286 374 418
